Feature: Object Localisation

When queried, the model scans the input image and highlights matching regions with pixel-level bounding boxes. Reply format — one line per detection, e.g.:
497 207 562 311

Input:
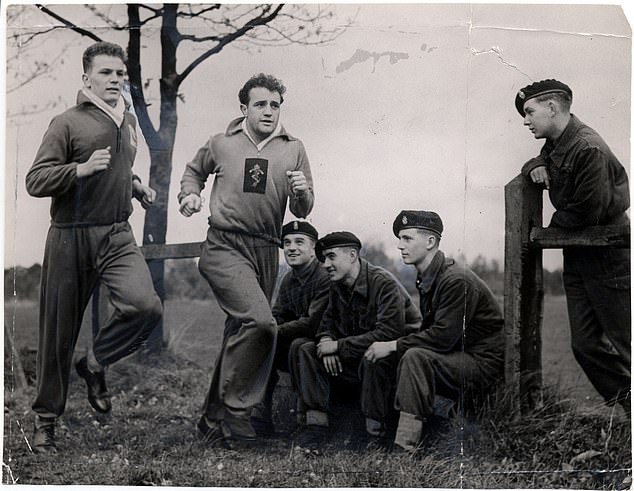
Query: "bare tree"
12 3 349 349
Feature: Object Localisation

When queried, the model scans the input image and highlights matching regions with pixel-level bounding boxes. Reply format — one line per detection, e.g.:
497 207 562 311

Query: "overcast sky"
3 2 632 270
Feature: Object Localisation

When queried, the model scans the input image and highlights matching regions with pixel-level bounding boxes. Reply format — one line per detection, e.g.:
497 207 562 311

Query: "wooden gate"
504 174 630 416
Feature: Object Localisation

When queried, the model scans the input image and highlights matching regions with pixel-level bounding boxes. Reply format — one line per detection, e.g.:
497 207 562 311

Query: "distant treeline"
5 243 564 302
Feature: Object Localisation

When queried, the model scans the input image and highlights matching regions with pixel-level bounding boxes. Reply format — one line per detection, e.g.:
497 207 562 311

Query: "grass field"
3 296 631 487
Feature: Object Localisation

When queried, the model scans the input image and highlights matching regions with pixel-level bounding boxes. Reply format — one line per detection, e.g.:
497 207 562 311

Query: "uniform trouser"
395 348 496 418
198 227 278 422
32 222 162 418
563 247 631 404
288 340 395 422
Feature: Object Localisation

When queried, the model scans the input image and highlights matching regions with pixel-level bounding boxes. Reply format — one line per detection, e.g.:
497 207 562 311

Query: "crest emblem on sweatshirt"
243 158 268 194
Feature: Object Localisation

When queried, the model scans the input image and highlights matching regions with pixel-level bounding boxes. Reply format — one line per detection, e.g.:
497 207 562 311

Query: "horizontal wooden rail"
530 224 630 249
140 242 203 260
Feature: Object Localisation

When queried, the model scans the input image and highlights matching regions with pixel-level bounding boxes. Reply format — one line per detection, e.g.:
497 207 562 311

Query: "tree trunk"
141 131 176 351
128 3 181 353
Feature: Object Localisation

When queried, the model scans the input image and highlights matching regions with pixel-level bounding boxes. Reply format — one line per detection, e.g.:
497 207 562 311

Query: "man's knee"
120 292 162 323
298 341 317 360
398 347 434 376
197 257 213 284
360 355 393 379
140 294 162 321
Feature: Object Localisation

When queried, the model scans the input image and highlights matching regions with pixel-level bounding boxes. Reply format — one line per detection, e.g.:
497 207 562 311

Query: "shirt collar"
541 114 582 167
416 250 445 293
291 258 320 284
334 258 369 299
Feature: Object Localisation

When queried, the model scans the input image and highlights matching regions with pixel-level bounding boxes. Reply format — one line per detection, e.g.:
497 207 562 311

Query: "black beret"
515 79 572 117
393 210 443 238
280 220 318 248
315 231 362 263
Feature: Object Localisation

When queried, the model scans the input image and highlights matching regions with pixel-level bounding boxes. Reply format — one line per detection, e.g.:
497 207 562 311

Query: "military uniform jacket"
317 258 422 361
521 115 630 228
272 258 330 340
396 251 504 375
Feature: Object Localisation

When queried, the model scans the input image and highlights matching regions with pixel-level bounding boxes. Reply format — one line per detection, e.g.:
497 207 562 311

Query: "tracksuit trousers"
563 247 631 406
32 222 162 418
198 227 278 423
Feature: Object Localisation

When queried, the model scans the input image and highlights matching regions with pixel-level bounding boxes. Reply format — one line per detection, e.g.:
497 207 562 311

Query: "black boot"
32 415 57 454
75 356 111 413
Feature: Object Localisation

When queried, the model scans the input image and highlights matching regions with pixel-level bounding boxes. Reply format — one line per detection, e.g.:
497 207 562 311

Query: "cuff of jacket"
521 156 547 177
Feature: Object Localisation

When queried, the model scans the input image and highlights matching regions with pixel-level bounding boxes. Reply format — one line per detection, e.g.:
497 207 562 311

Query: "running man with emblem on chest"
179 73 315 447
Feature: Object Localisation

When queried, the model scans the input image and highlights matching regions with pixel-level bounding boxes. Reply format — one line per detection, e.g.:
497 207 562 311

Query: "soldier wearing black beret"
289 230 421 445
251 220 329 435
314 231 362 262
363 210 505 452
516 79 631 416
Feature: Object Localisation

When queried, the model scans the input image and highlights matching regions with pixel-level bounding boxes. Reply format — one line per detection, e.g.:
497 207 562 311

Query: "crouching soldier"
364 211 504 452
290 231 422 446
251 220 330 435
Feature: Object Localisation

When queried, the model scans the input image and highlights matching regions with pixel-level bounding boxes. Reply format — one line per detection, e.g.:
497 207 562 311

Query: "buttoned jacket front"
317 258 421 361
396 251 504 374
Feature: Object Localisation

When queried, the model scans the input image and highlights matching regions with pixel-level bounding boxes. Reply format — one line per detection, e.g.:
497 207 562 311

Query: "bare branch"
10 26 64 45
7 100 61 121
179 33 222 43
85 4 128 30
177 5 221 18
35 4 102 42
177 4 285 84
139 13 163 26
138 4 161 15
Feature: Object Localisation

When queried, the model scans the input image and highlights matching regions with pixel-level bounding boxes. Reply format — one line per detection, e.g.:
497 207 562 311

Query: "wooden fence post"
504 174 544 416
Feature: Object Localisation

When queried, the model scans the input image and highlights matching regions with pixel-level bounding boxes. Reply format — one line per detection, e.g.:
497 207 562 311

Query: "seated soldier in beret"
289 231 422 446
250 220 330 435
516 79 630 416
363 211 504 452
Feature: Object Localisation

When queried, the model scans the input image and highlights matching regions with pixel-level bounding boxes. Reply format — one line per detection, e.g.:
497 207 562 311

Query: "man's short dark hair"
535 92 572 113
83 42 126 73
238 73 286 105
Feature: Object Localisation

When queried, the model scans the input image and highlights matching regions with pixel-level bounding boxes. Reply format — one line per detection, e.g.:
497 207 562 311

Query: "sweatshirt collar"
78 88 126 127
225 117 296 143
240 118 282 151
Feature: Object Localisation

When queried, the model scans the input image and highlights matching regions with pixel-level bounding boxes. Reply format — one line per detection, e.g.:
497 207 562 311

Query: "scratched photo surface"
3 3 632 488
